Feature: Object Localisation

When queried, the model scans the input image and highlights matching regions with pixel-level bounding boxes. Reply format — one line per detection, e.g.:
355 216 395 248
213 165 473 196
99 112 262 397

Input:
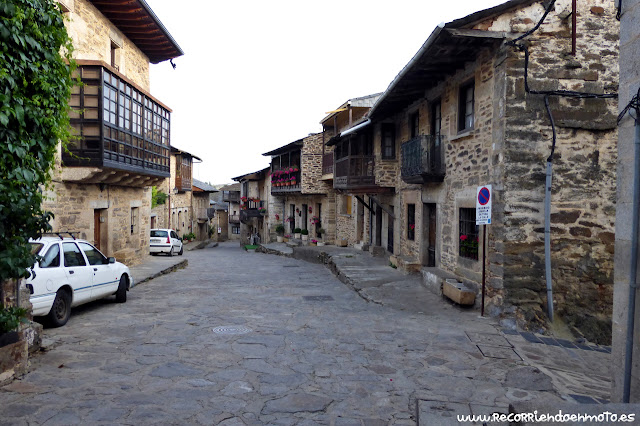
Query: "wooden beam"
444 28 507 39
369 196 395 219
355 196 375 215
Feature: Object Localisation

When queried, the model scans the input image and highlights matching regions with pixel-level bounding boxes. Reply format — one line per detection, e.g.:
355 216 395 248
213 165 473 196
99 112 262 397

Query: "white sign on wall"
476 185 492 225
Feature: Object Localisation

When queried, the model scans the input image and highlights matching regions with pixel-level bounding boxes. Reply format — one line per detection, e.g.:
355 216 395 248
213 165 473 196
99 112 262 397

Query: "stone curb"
132 259 188 287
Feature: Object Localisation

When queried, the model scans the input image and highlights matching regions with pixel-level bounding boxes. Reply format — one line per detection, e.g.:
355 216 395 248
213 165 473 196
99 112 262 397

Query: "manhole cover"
303 296 334 301
212 325 252 335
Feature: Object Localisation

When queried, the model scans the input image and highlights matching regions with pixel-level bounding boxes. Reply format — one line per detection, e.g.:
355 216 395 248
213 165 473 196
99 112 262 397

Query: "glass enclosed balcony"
63 63 171 179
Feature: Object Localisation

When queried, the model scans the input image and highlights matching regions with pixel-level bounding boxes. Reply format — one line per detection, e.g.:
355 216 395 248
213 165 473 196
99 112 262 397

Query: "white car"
149 229 183 256
26 236 133 327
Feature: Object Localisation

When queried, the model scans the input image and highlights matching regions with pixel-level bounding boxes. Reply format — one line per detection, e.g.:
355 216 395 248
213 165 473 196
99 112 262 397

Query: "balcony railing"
334 155 375 190
401 135 446 184
271 170 301 194
322 152 334 175
223 191 240 203
240 209 262 222
63 63 170 179
229 215 240 223
196 208 215 220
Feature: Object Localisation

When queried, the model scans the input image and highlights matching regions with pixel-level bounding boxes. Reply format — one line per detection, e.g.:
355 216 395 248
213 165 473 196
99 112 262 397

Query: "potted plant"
0 306 28 348
294 227 302 239
310 239 318 246
283 234 291 242
275 224 285 242
301 229 309 241
316 228 326 245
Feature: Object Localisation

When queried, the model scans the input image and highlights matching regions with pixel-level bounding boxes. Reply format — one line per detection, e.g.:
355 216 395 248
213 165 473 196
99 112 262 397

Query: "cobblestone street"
0 242 612 425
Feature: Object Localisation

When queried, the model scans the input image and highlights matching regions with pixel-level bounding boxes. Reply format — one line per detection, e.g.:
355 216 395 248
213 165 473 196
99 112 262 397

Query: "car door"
171 230 182 252
78 242 119 300
61 242 94 305
29 242 68 316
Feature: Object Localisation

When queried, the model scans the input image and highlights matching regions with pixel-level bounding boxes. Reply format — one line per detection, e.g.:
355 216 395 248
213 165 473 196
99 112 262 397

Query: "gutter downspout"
623 118 640 403
544 96 556 322
340 119 371 138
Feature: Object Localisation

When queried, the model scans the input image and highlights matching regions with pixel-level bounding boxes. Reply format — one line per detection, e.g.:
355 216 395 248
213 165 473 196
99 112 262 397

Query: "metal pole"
571 0 577 56
623 119 640 403
481 225 486 317
545 161 554 322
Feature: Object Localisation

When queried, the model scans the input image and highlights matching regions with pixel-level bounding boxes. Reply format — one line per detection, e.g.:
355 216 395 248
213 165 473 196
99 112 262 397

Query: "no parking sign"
476 185 492 225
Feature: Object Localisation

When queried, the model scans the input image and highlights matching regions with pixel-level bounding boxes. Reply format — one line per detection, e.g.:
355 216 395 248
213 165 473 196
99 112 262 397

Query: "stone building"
612 0 640 403
220 183 242 241
44 0 182 266
232 168 270 246
151 146 205 240
192 179 217 241
322 94 382 246
351 0 618 343
263 134 333 243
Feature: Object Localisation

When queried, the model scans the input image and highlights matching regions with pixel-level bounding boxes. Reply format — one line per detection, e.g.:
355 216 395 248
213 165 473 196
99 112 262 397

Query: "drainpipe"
544 96 556 322
623 119 640 403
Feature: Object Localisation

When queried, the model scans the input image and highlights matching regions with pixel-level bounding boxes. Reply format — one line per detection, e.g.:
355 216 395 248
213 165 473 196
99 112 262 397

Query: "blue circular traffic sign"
478 187 490 205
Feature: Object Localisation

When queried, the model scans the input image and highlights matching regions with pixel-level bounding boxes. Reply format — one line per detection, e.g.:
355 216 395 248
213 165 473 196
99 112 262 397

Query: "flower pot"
294 233 301 239
277 236 284 243
0 331 19 348
301 235 308 241
309 242 317 246
317 242 325 246
283 237 289 242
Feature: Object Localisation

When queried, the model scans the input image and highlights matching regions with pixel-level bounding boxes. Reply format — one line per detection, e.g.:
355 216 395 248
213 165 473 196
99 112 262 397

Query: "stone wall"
65 0 151 90
43 182 152 266
494 0 619 342
301 133 332 195
612 0 640 402
0 279 32 385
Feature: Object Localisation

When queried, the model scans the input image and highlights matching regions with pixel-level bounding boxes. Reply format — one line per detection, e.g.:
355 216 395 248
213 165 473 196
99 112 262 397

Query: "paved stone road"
0 242 601 425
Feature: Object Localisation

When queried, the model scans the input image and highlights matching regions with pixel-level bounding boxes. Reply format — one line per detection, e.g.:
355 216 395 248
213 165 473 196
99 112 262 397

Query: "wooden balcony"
322 152 334 176
240 209 262 222
271 170 301 195
223 191 240 203
63 62 171 186
229 214 240 224
196 208 215 220
401 135 446 184
334 155 376 191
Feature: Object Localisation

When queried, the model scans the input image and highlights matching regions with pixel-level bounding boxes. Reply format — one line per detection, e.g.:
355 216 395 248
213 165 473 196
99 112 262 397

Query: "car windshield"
150 230 168 238
29 243 43 255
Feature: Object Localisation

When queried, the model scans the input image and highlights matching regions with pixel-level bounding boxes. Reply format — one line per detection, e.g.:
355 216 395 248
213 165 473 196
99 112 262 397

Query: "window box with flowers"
407 204 416 241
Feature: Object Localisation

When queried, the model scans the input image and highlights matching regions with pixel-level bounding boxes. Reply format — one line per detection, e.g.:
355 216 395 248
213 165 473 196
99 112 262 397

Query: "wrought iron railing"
400 135 445 183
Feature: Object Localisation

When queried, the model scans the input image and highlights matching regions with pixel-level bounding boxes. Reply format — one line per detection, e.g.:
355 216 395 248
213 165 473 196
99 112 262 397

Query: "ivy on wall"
0 1 75 281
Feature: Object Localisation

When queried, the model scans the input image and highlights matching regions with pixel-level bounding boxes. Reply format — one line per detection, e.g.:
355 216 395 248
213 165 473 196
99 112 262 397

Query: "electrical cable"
618 86 640 124
617 0 623 21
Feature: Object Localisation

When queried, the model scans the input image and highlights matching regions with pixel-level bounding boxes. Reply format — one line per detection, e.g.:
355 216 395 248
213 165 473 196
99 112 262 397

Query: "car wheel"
179 244 183 255
115 275 127 303
168 246 174 257
48 289 71 327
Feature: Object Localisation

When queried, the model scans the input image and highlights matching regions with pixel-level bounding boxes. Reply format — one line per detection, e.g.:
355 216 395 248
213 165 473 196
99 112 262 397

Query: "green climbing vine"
0 0 75 281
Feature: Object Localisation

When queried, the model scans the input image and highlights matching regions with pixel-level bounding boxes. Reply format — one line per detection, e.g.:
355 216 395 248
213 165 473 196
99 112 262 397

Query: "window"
78 242 108 266
232 226 240 235
131 207 139 235
459 208 479 260
381 123 396 160
458 81 475 132
40 244 60 268
63 243 86 267
431 100 441 136
410 111 419 138
407 204 415 241
341 195 353 215
110 41 120 70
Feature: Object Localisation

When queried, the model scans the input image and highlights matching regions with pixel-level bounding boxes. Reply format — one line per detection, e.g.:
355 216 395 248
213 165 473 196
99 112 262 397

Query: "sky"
146 0 508 185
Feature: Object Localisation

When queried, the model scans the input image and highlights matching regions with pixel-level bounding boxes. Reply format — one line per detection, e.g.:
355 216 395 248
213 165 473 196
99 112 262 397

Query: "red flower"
460 235 468 241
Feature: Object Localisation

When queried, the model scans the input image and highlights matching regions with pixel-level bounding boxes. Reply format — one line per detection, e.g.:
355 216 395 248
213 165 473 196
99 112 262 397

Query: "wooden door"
94 210 101 251
423 203 436 267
